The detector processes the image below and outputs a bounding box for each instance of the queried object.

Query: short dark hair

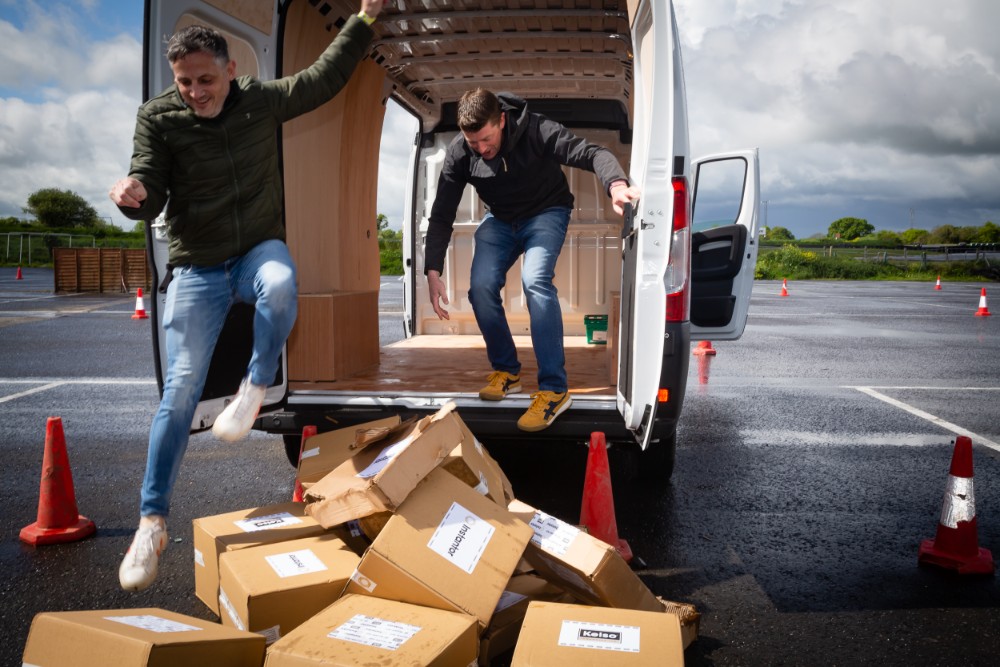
[166,25,230,64]
[457,88,502,132]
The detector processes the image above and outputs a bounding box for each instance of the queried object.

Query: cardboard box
[304,404,464,529]
[22,608,265,667]
[507,500,662,612]
[479,574,578,666]
[343,467,534,631]
[608,291,620,385]
[218,533,361,644]
[510,601,684,666]
[296,416,401,488]
[444,414,515,506]
[287,291,379,382]
[193,502,328,614]
[264,594,477,667]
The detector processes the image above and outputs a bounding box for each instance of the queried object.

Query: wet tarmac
[2,268,998,665]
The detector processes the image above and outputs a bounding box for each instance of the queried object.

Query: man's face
[171,51,236,119]
[461,113,505,160]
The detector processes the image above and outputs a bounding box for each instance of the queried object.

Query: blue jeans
[469,207,570,393]
[140,239,297,517]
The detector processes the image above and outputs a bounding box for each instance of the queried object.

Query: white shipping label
[474,471,490,496]
[356,435,414,479]
[233,512,303,533]
[528,510,580,556]
[194,548,205,567]
[219,589,246,631]
[557,620,641,653]
[300,446,320,460]
[103,615,203,634]
[427,502,495,574]
[350,569,377,592]
[328,614,421,651]
[266,549,328,578]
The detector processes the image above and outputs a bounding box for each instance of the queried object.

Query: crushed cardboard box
[343,466,534,631]
[507,500,662,612]
[296,415,401,488]
[510,600,684,666]
[304,404,465,528]
[264,593,478,667]
[218,533,361,644]
[193,501,328,614]
[22,608,265,667]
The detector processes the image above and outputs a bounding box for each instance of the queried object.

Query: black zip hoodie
[424,93,627,275]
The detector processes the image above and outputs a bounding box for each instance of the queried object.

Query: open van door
[690,150,760,340]
[145,0,286,432]
[616,0,689,452]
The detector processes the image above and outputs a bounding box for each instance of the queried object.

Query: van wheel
[282,434,302,468]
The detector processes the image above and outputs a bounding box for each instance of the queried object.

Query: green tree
[929,224,959,244]
[376,213,389,233]
[900,228,929,245]
[765,226,794,241]
[873,230,901,246]
[133,221,146,234]
[975,221,1000,243]
[828,217,874,241]
[23,188,101,229]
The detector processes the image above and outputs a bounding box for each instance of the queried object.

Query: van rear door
[145,0,285,431]
[690,150,761,340]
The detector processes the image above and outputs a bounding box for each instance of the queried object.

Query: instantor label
[328,614,421,651]
[356,435,414,479]
[266,549,328,578]
[940,475,976,528]
[103,615,203,634]
[233,512,303,533]
[557,620,641,653]
[528,510,580,556]
[427,502,495,574]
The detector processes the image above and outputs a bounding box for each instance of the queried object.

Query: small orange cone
[780,278,789,297]
[580,432,632,562]
[20,417,96,546]
[918,436,994,574]
[692,340,717,356]
[292,424,318,502]
[131,288,149,320]
[974,288,991,317]
[16,266,23,280]
[934,275,942,290]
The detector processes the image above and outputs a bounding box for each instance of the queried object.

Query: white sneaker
[119,517,168,592]
[212,377,266,442]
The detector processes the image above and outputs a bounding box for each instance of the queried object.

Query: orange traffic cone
[780,278,789,297]
[292,424,318,502]
[918,436,994,575]
[934,275,942,290]
[974,288,991,317]
[16,266,23,280]
[20,417,96,546]
[580,432,632,562]
[692,340,717,356]
[131,288,148,320]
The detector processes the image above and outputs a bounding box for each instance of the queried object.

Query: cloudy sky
[1,1,998,238]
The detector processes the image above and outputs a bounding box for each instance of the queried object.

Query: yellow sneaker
[517,391,572,432]
[479,371,522,401]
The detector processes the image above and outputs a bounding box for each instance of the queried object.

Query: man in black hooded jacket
[424,88,639,432]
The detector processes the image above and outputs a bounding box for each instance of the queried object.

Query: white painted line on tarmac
[849,386,1000,454]
[0,382,65,404]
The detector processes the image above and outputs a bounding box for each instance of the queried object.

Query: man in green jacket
[109,0,384,592]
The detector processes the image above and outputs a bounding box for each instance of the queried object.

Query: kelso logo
[578,628,622,643]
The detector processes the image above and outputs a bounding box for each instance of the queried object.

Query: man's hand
[110,177,148,209]
[609,180,641,216]
[360,0,384,18]
[427,270,450,321]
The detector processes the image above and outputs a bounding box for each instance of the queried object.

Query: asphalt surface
[2,267,999,666]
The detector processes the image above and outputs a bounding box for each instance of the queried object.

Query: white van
[143,0,759,481]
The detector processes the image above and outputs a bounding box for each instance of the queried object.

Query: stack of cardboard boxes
[22,403,698,667]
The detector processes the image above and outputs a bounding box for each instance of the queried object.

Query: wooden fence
[53,248,151,293]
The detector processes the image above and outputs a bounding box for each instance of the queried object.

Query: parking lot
[2,268,999,665]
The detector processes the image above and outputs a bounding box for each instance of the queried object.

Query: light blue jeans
[140,239,297,517]
[469,207,571,393]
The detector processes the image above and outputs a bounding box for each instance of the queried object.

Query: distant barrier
[53,248,150,293]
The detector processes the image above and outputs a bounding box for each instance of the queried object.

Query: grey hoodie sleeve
[538,117,628,193]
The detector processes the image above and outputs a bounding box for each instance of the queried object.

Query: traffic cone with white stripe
[780,278,789,297]
[934,275,942,290]
[292,424,318,502]
[918,436,994,575]
[974,288,991,317]
[131,288,149,320]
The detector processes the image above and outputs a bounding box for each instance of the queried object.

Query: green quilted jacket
[119,15,373,267]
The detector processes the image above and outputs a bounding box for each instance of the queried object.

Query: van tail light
[665,176,690,322]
